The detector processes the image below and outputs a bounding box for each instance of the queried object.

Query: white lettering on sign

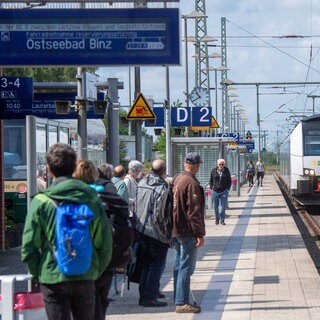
[200,107,210,122]
[177,107,188,122]
[89,39,112,49]
[26,39,85,50]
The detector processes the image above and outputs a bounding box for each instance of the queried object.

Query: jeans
[212,189,229,222]
[173,236,198,305]
[139,238,168,302]
[40,280,95,320]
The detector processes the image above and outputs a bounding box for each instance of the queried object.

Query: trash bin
[0,275,47,320]
[231,177,237,191]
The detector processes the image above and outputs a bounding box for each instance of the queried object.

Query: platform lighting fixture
[208,52,222,59]
[181,10,207,136]
[203,66,230,121]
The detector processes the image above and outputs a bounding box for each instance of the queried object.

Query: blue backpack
[54,201,94,276]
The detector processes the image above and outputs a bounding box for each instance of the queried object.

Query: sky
[97,0,320,150]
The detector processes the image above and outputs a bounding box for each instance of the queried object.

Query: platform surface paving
[106,175,320,320]
[1,175,320,320]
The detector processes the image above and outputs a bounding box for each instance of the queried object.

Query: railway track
[273,172,320,271]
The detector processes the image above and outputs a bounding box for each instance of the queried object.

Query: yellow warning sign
[211,116,220,128]
[127,93,156,120]
[190,126,210,131]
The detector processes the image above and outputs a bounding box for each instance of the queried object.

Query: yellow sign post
[211,116,220,128]
[127,93,156,120]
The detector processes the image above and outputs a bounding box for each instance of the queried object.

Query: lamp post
[182,11,207,137]
[221,80,320,159]
[205,65,229,127]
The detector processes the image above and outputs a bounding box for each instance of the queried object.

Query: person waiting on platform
[209,159,231,225]
[246,160,255,187]
[255,158,265,186]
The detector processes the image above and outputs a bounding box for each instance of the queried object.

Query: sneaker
[215,219,219,225]
[221,221,226,225]
[140,299,167,307]
[176,304,201,313]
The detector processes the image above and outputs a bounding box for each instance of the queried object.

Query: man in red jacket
[172,152,206,314]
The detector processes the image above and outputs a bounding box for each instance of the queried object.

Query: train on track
[279,114,320,206]
[4,118,106,225]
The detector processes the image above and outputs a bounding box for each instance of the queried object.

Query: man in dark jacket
[209,158,231,225]
[21,143,112,320]
[172,152,205,314]
[135,159,169,307]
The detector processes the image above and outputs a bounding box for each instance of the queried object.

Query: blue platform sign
[0,77,33,100]
[171,107,212,127]
[145,107,165,127]
[0,8,180,66]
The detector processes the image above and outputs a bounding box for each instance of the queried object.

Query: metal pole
[134,67,142,162]
[164,1,171,175]
[237,147,240,197]
[107,78,120,166]
[215,69,218,120]
[26,115,37,207]
[183,16,189,137]
[165,67,172,176]
[256,84,261,159]
[77,68,87,159]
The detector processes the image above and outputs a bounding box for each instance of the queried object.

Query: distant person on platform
[256,158,265,186]
[36,168,47,192]
[209,159,231,225]
[112,165,129,203]
[124,160,143,219]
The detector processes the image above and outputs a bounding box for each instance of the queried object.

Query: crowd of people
[21,142,263,319]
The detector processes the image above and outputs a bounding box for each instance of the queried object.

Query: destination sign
[0,8,180,66]
[0,92,104,120]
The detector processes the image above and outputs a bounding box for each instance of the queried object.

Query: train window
[37,123,47,167]
[4,120,27,180]
[59,127,69,144]
[305,136,320,155]
[48,125,58,147]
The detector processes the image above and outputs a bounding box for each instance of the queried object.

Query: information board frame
[0,8,180,66]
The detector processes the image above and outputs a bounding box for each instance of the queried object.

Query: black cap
[185,152,203,165]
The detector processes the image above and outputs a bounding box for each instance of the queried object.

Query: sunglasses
[218,163,224,166]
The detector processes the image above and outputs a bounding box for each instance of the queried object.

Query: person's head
[46,143,77,178]
[73,159,99,184]
[216,159,225,169]
[128,160,143,178]
[151,159,166,178]
[184,152,202,174]
[98,163,114,180]
[113,165,126,179]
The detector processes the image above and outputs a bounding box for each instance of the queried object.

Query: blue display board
[0,8,180,66]
[171,107,212,127]
[0,92,104,119]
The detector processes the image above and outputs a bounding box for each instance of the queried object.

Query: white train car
[279,115,320,206]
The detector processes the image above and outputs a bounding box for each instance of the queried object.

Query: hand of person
[195,237,204,247]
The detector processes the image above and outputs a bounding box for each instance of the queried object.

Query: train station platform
[106,174,320,320]
[1,174,320,319]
